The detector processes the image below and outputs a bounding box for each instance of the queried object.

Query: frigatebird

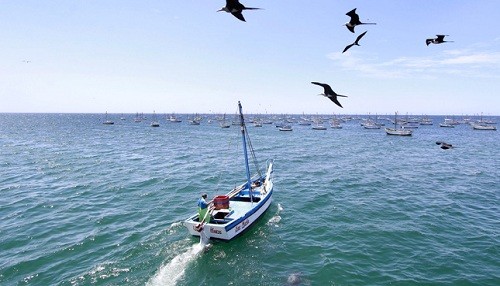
[345,8,376,33]
[343,31,367,53]
[217,0,261,22]
[311,82,348,108]
[426,35,453,46]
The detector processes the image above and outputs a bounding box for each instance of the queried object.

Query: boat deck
[210,191,263,225]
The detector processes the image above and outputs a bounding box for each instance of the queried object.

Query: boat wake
[166,221,183,234]
[146,242,206,286]
[267,203,283,227]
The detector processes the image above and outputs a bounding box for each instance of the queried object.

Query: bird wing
[311,81,327,89]
[354,31,367,44]
[328,96,344,108]
[311,82,333,94]
[342,43,354,53]
[425,39,433,46]
[346,8,357,18]
[346,25,355,33]
[346,8,361,25]
[231,11,246,21]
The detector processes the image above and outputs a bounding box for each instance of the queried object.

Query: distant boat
[188,114,202,125]
[420,116,433,125]
[472,123,496,130]
[253,121,263,127]
[402,123,419,129]
[220,114,231,128]
[169,115,182,123]
[312,123,327,130]
[330,122,343,129]
[330,115,343,129]
[472,113,497,130]
[363,120,381,129]
[134,112,142,123]
[439,122,455,128]
[385,112,412,136]
[361,114,382,129]
[184,101,274,242]
[151,111,160,127]
[279,125,293,131]
[298,117,312,126]
[441,117,459,127]
[103,112,114,125]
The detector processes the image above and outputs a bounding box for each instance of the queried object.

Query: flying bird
[311,82,348,108]
[345,8,376,33]
[426,35,453,46]
[342,31,367,53]
[217,0,261,22]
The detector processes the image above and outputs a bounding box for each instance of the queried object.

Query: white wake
[267,203,283,226]
[147,224,209,286]
[146,242,205,286]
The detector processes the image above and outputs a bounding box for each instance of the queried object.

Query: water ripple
[0,114,499,285]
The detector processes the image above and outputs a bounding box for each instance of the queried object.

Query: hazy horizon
[1,1,499,115]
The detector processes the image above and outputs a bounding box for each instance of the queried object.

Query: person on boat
[198,193,211,224]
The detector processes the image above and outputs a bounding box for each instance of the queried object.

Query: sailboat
[472,113,497,130]
[103,112,114,125]
[184,102,275,241]
[219,113,231,128]
[134,112,142,123]
[150,111,160,127]
[385,112,412,136]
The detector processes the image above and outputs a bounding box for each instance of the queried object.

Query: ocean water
[0,113,499,285]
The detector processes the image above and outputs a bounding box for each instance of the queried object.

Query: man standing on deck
[198,193,210,224]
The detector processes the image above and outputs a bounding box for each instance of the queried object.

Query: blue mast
[238,101,253,202]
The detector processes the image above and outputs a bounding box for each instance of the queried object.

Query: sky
[1,0,499,115]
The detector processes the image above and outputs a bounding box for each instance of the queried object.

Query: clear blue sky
[1,0,499,115]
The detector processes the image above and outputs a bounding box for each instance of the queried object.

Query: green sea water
[0,113,499,285]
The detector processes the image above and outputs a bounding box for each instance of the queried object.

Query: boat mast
[238,101,253,202]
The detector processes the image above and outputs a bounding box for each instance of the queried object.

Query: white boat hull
[473,125,496,130]
[385,128,412,136]
[184,161,274,241]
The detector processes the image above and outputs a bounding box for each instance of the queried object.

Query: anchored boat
[184,101,275,241]
[385,112,412,136]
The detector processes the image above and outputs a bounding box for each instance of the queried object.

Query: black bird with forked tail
[311,82,348,108]
[217,0,261,22]
[345,8,376,33]
[426,35,453,46]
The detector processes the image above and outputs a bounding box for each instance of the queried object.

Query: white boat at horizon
[439,122,455,128]
[168,115,182,123]
[472,123,497,130]
[150,111,160,127]
[312,123,327,130]
[279,125,293,131]
[103,112,114,125]
[184,102,275,242]
[385,112,412,136]
[219,113,231,128]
